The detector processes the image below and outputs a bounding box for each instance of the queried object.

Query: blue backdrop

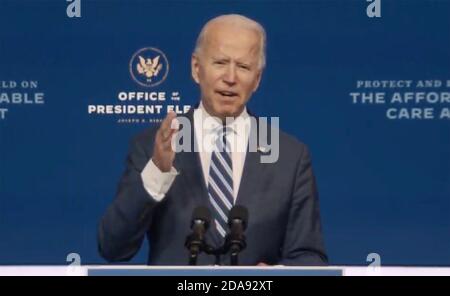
[0,0,449,265]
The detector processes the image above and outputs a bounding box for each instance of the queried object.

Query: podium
[1,266,450,276]
[86,266,343,276]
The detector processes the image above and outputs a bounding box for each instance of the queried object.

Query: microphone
[225,205,248,265]
[185,206,211,265]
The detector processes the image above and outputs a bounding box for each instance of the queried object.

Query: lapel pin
[257,146,269,153]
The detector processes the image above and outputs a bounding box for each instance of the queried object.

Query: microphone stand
[185,233,202,265]
[185,218,210,265]
[224,217,247,266]
[187,237,246,265]
[230,245,240,266]
[204,245,224,265]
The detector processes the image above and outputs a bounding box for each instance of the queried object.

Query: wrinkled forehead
[202,23,262,58]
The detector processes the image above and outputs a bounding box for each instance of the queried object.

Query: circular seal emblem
[129,47,169,87]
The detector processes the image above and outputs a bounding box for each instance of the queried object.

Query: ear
[252,69,263,92]
[191,54,200,84]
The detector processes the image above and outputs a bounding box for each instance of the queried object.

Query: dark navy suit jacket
[98,108,328,265]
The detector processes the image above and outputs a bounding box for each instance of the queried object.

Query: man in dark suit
[98,14,327,265]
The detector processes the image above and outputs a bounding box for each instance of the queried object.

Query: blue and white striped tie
[208,126,234,238]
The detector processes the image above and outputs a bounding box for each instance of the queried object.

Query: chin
[214,103,243,116]
[216,107,240,118]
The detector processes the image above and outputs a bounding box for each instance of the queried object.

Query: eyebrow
[211,56,253,66]
[211,56,229,61]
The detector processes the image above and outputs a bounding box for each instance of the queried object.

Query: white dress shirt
[141,102,251,202]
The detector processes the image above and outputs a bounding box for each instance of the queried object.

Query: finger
[162,117,179,142]
[163,127,180,150]
[257,262,269,266]
[169,116,180,132]
[160,111,177,137]
[160,129,174,147]
[161,138,174,151]
[160,127,175,143]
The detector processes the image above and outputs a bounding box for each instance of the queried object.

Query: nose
[222,64,237,86]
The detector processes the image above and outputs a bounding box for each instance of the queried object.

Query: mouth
[216,90,238,99]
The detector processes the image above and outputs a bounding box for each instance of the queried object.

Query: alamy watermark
[366,0,381,18]
[170,115,280,164]
[66,0,81,18]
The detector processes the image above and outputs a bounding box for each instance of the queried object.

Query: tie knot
[214,125,233,152]
[216,125,233,137]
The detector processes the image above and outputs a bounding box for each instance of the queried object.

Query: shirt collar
[198,101,249,137]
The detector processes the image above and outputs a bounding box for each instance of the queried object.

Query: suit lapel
[235,116,268,207]
[173,108,207,205]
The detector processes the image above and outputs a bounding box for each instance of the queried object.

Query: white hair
[194,14,267,70]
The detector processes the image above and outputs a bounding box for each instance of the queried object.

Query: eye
[238,64,251,70]
[213,60,227,65]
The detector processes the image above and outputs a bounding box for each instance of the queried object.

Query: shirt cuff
[141,159,178,202]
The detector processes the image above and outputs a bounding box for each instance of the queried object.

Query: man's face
[191,23,263,119]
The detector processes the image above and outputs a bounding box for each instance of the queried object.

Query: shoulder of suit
[258,117,306,148]
[278,129,306,148]
[248,113,309,158]
[278,128,308,157]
